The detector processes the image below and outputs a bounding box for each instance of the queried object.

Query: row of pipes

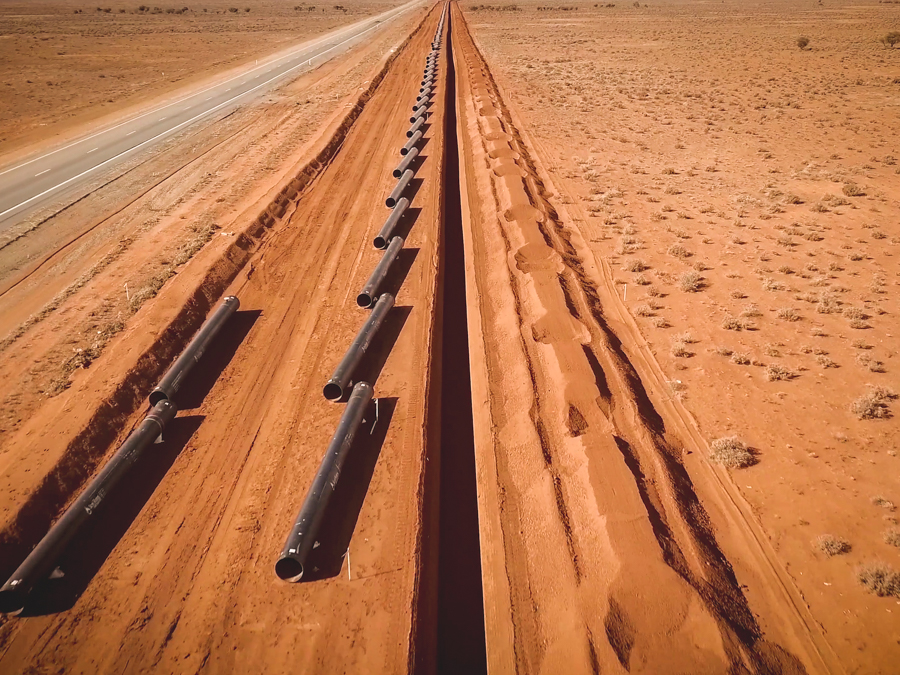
[275,4,448,582]
[0,4,448,615]
[0,296,242,614]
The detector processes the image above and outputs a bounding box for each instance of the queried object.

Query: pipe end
[373,236,387,249]
[323,382,344,401]
[0,587,27,616]
[392,168,402,178]
[356,293,374,309]
[275,557,304,582]
[399,147,409,157]
[148,389,168,407]
[386,197,397,208]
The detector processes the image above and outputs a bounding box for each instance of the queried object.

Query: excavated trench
[433,17,488,674]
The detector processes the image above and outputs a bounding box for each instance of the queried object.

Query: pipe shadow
[352,306,411,391]
[302,397,397,581]
[379,248,419,299]
[19,414,204,616]
[392,206,422,242]
[175,309,261,411]
[403,177,425,204]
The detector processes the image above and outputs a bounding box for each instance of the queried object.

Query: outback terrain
[0,0,898,673]
[463,0,900,672]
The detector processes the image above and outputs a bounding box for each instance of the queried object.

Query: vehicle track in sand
[451,5,839,674]
[0,6,448,673]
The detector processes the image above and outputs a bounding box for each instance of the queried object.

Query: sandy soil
[461,0,900,672]
[0,5,445,672]
[0,0,407,156]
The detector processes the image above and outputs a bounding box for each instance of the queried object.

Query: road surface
[0,0,424,231]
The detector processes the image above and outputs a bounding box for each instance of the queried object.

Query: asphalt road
[0,0,424,231]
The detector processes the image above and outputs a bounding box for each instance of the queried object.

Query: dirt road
[0,6,446,672]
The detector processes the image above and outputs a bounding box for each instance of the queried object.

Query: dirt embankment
[453,3,842,673]
[0,4,447,672]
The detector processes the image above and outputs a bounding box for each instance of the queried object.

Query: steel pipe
[400,130,423,156]
[0,400,178,615]
[322,293,394,400]
[417,86,432,102]
[407,116,425,139]
[386,169,414,208]
[275,381,374,582]
[393,146,419,178]
[374,198,409,249]
[421,78,434,91]
[357,236,404,308]
[412,97,431,112]
[409,106,427,123]
[149,295,240,405]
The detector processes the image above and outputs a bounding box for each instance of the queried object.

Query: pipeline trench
[0,2,839,674]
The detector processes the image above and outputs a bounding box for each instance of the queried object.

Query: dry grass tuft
[884,530,900,548]
[709,436,754,468]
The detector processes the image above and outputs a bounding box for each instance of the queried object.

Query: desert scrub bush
[667,244,691,259]
[872,496,895,510]
[777,307,800,321]
[883,32,900,48]
[856,562,900,598]
[634,274,651,286]
[884,530,900,548]
[679,271,703,292]
[843,306,867,321]
[762,277,785,292]
[814,535,851,556]
[730,290,746,299]
[671,340,692,357]
[816,294,839,314]
[675,332,697,344]
[849,318,870,330]
[722,316,747,331]
[842,182,865,197]
[731,352,751,365]
[714,346,733,356]
[851,386,898,419]
[816,354,838,368]
[624,258,647,272]
[741,303,762,318]
[634,304,654,317]
[709,436,753,468]
[766,365,796,381]
[652,317,670,328]
[797,36,810,50]
[646,286,663,297]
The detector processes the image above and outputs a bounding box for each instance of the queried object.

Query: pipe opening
[274,557,304,582]
[147,390,168,406]
[323,382,344,401]
[356,293,374,309]
[0,588,26,615]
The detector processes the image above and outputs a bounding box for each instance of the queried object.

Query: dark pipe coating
[275,381,374,582]
[322,293,394,401]
[0,400,178,615]
[374,198,409,249]
[149,295,240,405]
[357,236,404,308]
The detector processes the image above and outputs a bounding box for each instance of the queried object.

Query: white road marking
[87,147,98,153]
[126,130,137,136]
[0,0,421,220]
[35,169,50,176]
